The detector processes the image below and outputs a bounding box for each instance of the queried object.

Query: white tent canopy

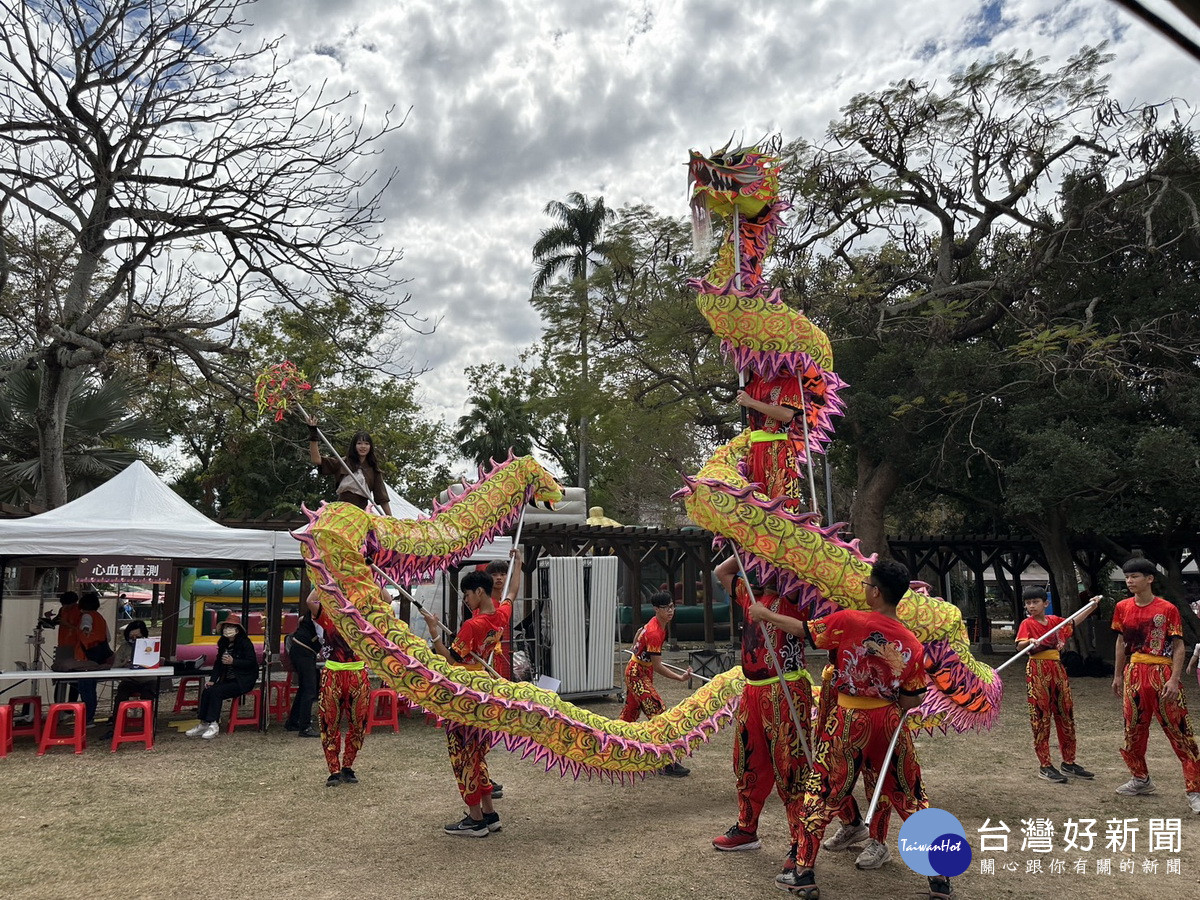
[0,461,299,561]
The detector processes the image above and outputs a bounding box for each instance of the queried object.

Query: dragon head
[688,138,783,221]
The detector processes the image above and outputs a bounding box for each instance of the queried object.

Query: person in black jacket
[284,606,321,738]
[186,613,258,740]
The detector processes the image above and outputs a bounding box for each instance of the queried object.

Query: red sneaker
[712,824,762,851]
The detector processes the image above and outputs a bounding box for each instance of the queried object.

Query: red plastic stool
[173,676,204,713]
[0,704,13,758]
[365,688,401,734]
[38,702,87,755]
[7,695,43,742]
[110,700,155,752]
[227,689,262,733]
[268,674,293,723]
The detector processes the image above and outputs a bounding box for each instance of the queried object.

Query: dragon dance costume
[1016,614,1079,768]
[1113,597,1200,791]
[446,599,513,806]
[726,579,813,842]
[314,602,371,779]
[621,616,668,722]
[793,610,929,869]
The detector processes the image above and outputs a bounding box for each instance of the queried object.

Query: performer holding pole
[620,591,694,778]
[1013,586,1097,784]
[306,414,392,516]
[751,559,952,900]
[422,570,512,838]
[710,554,820,857]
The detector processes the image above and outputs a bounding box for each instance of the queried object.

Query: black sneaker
[660,762,690,777]
[340,767,358,784]
[489,780,503,799]
[325,774,341,787]
[1061,762,1094,779]
[928,875,954,898]
[444,815,489,838]
[284,723,300,732]
[775,867,818,897]
[483,811,502,833]
[297,728,319,738]
[1039,765,1068,784]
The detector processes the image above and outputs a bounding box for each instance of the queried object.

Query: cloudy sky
[239,0,1200,449]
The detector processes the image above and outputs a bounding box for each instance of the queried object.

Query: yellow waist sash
[324,659,365,672]
[1130,653,1172,665]
[1030,650,1060,661]
[837,692,891,710]
[744,669,812,687]
[748,430,787,443]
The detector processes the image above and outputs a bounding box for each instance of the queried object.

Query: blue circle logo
[897,808,972,877]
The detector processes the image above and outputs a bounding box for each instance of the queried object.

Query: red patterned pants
[319,667,370,775]
[1121,661,1200,791]
[621,667,664,722]
[795,703,927,869]
[1026,658,1077,767]
[732,676,812,835]
[447,725,494,806]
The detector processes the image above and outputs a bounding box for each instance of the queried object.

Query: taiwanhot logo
[897,808,972,878]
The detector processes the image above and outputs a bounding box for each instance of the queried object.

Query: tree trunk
[848,451,898,559]
[577,277,589,496]
[34,360,73,508]
[1027,506,1090,655]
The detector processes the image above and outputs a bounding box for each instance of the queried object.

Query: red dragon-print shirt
[735,579,807,681]
[1016,615,1072,652]
[805,609,927,702]
[1112,597,1181,658]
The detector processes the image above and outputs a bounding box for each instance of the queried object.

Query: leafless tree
[0,0,416,506]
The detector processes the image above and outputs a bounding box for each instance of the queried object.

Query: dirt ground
[2,652,1199,900]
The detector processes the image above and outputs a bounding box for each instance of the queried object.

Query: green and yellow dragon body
[297,455,742,778]
[681,140,1001,732]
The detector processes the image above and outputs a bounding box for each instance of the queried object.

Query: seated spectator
[99,619,158,740]
[186,613,258,740]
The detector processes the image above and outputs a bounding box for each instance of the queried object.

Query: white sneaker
[1115,776,1156,795]
[185,722,207,737]
[201,721,220,740]
[855,839,892,870]
[822,821,869,851]
[1187,792,1200,814]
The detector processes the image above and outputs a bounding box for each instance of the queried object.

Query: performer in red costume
[710,556,814,853]
[423,569,512,837]
[755,559,952,900]
[621,590,693,777]
[1016,585,1094,784]
[1112,558,1200,814]
[308,589,371,787]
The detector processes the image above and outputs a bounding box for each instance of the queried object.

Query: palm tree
[453,385,535,468]
[0,366,164,506]
[531,192,619,495]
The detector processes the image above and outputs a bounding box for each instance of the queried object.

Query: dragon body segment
[684,142,1001,733]
[296,455,743,778]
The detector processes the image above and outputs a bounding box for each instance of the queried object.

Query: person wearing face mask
[186,613,258,740]
[305,415,393,516]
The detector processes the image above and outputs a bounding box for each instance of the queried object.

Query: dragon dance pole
[732,549,814,768]
[794,384,821,514]
[295,399,385,517]
[498,506,527,603]
[995,597,1101,675]
[864,709,910,827]
[368,562,502,680]
[621,648,713,684]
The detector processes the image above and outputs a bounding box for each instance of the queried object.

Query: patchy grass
[1,655,1198,899]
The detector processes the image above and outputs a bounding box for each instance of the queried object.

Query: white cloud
[236,0,1200,434]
